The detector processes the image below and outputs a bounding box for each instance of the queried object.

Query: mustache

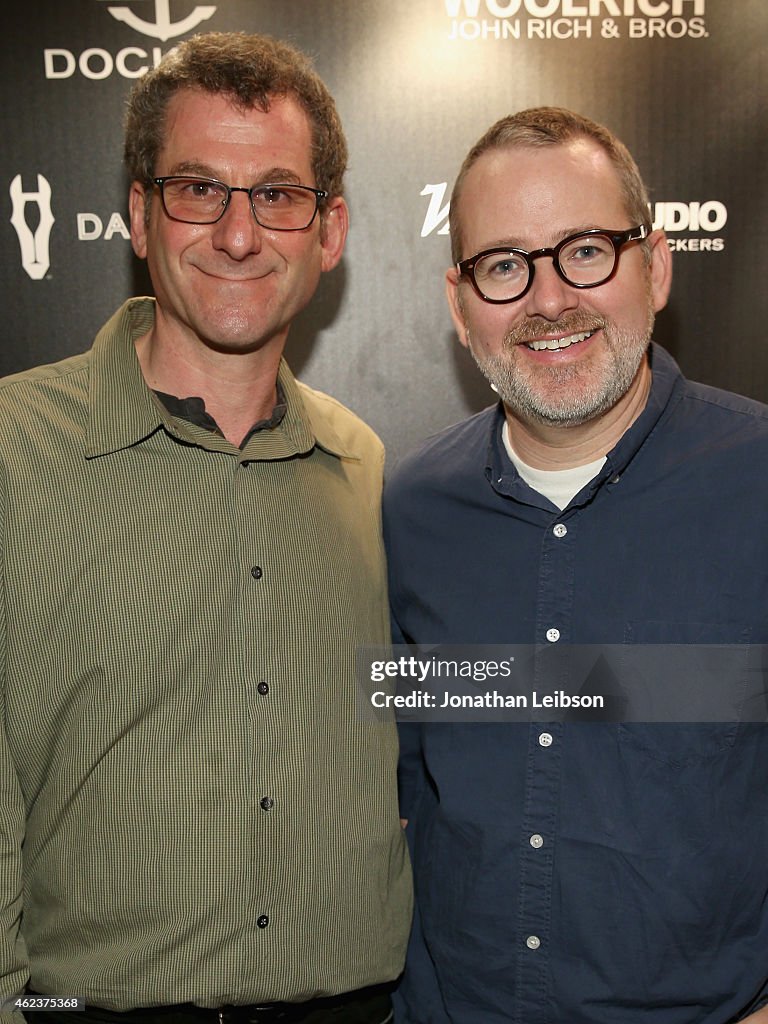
[503,313,607,349]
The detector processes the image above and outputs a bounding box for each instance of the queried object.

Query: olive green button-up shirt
[0,299,411,1018]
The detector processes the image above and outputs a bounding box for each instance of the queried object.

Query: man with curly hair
[0,32,410,1024]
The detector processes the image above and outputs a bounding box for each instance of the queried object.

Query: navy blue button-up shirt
[384,345,768,1024]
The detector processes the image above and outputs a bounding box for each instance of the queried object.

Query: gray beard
[469,309,654,428]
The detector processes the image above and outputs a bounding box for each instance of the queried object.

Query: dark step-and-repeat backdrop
[2,1,766,465]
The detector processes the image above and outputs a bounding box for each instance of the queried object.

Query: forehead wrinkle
[167,160,220,177]
[164,161,304,186]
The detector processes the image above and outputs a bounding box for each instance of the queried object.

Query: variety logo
[45,0,218,79]
[443,0,708,42]
[10,174,55,280]
[104,0,216,42]
[420,183,451,237]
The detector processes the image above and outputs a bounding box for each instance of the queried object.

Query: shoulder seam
[684,388,768,422]
[0,356,89,395]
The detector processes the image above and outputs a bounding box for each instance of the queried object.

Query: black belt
[27,984,393,1023]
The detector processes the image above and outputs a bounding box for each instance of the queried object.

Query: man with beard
[384,108,768,1023]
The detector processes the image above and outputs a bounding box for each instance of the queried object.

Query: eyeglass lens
[160,178,319,229]
[473,233,618,301]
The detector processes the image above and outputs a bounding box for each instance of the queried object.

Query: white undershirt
[501,420,606,511]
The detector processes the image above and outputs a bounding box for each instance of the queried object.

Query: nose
[210,189,263,260]
[522,256,579,322]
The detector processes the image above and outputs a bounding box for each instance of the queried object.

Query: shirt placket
[514,509,577,1023]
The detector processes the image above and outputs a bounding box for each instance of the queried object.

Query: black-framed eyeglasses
[152,176,328,231]
[457,225,649,304]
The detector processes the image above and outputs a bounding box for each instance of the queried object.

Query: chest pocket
[618,620,755,768]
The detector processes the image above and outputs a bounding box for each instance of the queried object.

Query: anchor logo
[10,174,55,280]
[105,0,216,42]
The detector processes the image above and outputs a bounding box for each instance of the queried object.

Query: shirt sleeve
[391,847,448,1024]
[397,721,426,822]
[388,607,426,821]
[0,466,30,1023]
[0,733,27,1022]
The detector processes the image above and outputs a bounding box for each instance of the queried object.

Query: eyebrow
[473,226,607,252]
[165,162,305,186]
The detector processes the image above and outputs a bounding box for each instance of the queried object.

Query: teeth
[527,330,594,352]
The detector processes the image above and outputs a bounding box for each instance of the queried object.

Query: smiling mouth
[205,271,266,282]
[526,329,597,352]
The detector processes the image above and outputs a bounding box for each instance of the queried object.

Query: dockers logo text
[10,175,55,280]
[104,0,216,42]
[45,1,218,79]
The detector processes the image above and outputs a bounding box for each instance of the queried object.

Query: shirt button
[257,682,269,695]
[609,473,621,484]
[250,566,263,580]
[526,935,541,950]
[546,628,560,643]
[257,915,269,928]
[553,523,567,538]
[260,797,274,811]
[538,732,553,747]
[529,834,544,849]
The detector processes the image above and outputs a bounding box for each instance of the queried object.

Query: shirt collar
[242,362,358,462]
[154,381,288,443]
[86,298,165,458]
[85,297,356,461]
[600,342,684,478]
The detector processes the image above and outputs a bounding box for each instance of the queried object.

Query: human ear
[646,229,673,313]
[445,267,471,349]
[129,182,149,260]
[319,196,349,273]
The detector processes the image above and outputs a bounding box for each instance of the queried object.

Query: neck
[135,315,286,447]
[505,357,652,470]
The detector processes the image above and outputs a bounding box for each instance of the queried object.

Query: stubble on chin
[466,303,655,428]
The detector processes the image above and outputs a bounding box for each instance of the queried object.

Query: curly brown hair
[124,31,348,204]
